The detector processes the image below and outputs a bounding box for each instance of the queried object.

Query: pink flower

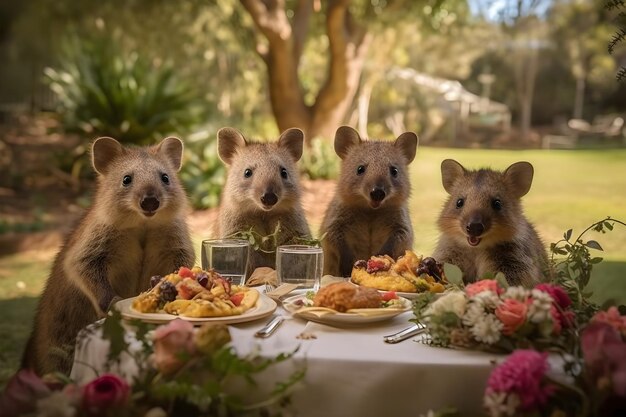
[535,283,575,329]
[550,305,562,335]
[81,374,130,415]
[581,321,626,397]
[534,283,572,309]
[466,280,502,297]
[485,349,554,411]
[152,319,196,375]
[495,298,528,335]
[0,369,50,416]
[591,306,626,335]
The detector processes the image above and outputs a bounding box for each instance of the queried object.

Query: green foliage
[94,309,305,416]
[227,223,324,254]
[44,35,202,145]
[299,138,340,180]
[606,0,626,81]
[179,130,226,209]
[549,217,626,322]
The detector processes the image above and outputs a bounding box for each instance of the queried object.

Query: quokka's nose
[466,222,485,237]
[370,188,386,202]
[140,196,160,212]
[260,192,278,207]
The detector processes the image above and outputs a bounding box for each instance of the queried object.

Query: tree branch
[310,0,370,137]
[292,0,314,64]
[241,0,311,133]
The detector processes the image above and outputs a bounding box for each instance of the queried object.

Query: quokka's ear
[504,161,534,198]
[92,137,124,175]
[440,159,466,194]
[277,128,305,161]
[394,132,418,164]
[217,127,247,165]
[157,137,184,172]
[334,126,362,160]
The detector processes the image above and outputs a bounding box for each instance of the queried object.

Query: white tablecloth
[71,294,502,417]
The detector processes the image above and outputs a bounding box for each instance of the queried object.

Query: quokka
[320,126,418,277]
[433,159,548,287]
[217,127,311,274]
[22,136,195,375]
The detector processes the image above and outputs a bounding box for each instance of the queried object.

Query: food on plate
[131,266,259,318]
[351,250,447,293]
[312,281,403,312]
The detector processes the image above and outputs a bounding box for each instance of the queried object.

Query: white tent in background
[389,67,511,144]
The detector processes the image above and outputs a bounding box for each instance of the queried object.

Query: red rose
[534,283,571,309]
[82,374,130,415]
[495,298,528,335]
[0,369,50,416]
[466,279,502,297]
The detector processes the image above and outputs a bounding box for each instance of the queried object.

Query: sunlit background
[0,0,625,386]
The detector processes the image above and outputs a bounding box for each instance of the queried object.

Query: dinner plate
[116,292,277,325]
[282,294,412,326]
[348,278,432,300]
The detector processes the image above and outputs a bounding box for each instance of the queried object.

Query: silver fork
[264,282,276,294]
[383,322,427,344]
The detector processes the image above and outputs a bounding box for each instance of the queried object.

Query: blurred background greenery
[0,0,625,387]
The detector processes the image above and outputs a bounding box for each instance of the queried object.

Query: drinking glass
[275,245,323,291]
[201,239,250,286]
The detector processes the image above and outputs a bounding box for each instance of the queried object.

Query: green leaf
[101,308,129,363]
[494,272,509,288]
[589,257,603,264]
[564,229,572,240]
[604,221,614,231]
[443,263,463,285]
[585,240,603,251]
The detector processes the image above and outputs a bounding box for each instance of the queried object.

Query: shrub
[44,36,201,145]
[179,129,225,209]
[299,137,340,180]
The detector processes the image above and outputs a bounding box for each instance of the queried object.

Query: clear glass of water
[201,239,250,286]
[276,245,323,291]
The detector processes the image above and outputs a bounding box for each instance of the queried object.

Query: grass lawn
[1,146,625,387]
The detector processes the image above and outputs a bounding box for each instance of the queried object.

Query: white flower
[484,390,520,417]
[469,313,503,344]
[424,290,467,318]
[36,392,76,417]
[527,289,553,323]
[502,286,529,302]
[462,301,486,327]
[473,291,501,311]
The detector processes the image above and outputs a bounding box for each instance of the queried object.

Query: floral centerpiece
[413,280,577,352]
[484,306,626,417]
[0,310,304,417]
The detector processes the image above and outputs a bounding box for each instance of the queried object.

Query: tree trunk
[241,0,370,140]
[573,75,585,120]
[514,46,538,143]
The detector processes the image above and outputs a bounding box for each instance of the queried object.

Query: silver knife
[254,316,285,338]
[383,322,426,344]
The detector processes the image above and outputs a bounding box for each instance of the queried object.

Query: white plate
[282,294,412,326]
[116,292,277,325]
[348,278,432,300]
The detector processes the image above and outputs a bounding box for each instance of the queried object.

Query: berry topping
[150,275,162,288]
[178,266,194,279]
[196,272,209,288]
[366,258,389,274]
[159,281,177,302]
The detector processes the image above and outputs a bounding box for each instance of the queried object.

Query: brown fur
[320,126,418,277]
[22,137,195,375]
[433,159,548,287]
[216,127,311,274]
